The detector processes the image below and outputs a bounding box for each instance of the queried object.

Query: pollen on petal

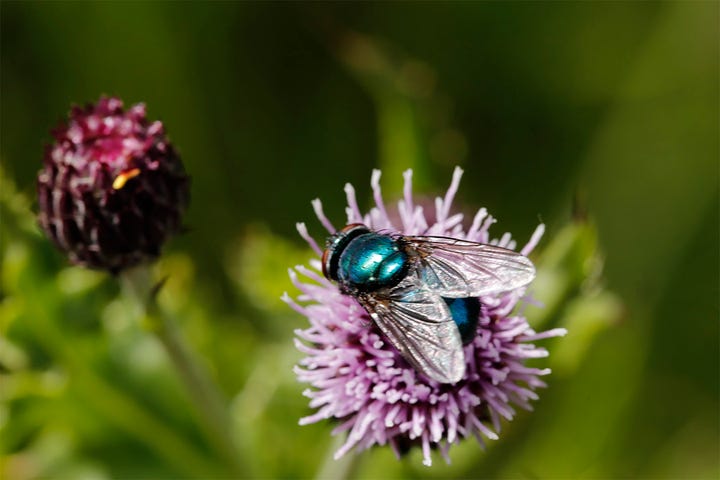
[112,168,141,190]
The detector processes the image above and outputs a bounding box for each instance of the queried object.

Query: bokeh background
[1,2,718,479]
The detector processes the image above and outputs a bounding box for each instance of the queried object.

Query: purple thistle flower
[284,167,566,466]
[37,96,189,273]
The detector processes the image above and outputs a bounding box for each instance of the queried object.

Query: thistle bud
[37,97,189,273]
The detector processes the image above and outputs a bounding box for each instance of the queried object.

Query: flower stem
[121,266,245,478]
[315,436,364,480]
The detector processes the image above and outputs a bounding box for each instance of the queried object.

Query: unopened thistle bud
[37,97,189,273]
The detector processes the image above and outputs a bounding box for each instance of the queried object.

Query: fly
[322,223,536,384]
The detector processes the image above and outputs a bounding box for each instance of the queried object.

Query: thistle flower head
[284,167,566,466]
[37,96,189,273]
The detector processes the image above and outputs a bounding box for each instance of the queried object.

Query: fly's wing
[405,236,536,298]
[357,278,465,384]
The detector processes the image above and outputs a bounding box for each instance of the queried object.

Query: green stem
[121,266,245,478]
[27,303,222,478]
[315,435,364,480]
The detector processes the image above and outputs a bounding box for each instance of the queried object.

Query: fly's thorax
[336,232,409,291]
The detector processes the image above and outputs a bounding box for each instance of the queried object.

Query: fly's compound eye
[322,224,370,281]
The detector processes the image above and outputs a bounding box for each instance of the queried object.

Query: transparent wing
[357,277,465,384]
[405,236,536,298]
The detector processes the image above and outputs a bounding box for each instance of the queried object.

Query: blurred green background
[1,1,717,479]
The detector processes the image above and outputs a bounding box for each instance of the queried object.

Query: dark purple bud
[37,96,189,273]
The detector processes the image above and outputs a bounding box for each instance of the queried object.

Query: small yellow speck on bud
[112,168,141,190]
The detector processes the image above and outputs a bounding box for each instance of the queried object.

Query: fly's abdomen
[443,297,481,345]
[338,233,409,291]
